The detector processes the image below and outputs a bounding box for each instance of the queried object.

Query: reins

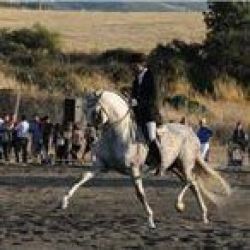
[100,104,131,127]
[97,92,132,129]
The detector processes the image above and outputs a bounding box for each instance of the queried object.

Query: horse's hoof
[176,202,185,213]
[62,197,68,210]
[203,218,209,224]
[149,223,156,229]
[148,218,156,229]
[53,203,62,211]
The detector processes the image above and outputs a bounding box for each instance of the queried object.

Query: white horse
[62,90,231,228]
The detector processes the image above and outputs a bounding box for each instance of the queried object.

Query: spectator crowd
[0,112,248,166]
[0,113,95,164]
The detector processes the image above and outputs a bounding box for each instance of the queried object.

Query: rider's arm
[130,79,138,107]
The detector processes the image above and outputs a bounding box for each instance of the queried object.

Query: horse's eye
[95,110,102,123]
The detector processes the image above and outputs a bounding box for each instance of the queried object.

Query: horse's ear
[94,90,103,100]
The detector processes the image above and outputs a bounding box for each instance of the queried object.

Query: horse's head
[83,90,130,129]
[83,91,108,128]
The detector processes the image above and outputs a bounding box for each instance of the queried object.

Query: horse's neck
[101,92,139,143]
[114,116,132,141]
[106,115,132,142]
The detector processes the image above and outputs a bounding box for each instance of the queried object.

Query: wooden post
[13,89,21,122]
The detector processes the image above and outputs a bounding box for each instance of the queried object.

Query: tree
[204,1,250,86]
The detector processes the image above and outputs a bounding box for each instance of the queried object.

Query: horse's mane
[100,90,139,141]
[101,90,129,108]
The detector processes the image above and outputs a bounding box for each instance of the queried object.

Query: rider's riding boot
[148,139,163,176]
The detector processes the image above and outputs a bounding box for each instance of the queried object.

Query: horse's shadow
[0,175,181,188]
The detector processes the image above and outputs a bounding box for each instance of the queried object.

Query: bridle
[100,103,131,127]
[90,91,132,129]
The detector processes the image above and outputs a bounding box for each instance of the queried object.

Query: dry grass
[0,8,205,53]
[73,71,115,91]
[0,71,18,90]
[0,8,249,128]
[197,97,250,126]
[162,91,250,130]
[0,71,63,103]
[213,75,245,101]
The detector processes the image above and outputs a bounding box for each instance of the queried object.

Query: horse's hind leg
[131,166,156,229]
[183,163,208,224]
[62,170,96,209]
[176,183,191,212]
[192,179,209,224]
[171,168,190,212]
[185,169,208,224]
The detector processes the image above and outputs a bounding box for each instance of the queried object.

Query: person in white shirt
[16,115,30,163]
[0,117,4,126]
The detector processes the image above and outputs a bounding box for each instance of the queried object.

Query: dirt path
[0,166,249,249]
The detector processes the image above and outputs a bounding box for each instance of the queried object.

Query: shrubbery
[165,94,208,114]
[0,23,60,55]
[0,10,249,105]
[147,40,215,107]
[204,1,250,88]
[0,24,79,93]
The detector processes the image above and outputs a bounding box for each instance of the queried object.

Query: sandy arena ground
[0,165,249,250]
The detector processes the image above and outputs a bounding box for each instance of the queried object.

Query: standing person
[16,115,30,163]
[71,123,84,160]
[53,123,65,162]
[0,116,3,160]
[0,117,3,126]
[41,115,53,161]
[82,125,97,162]
[10,114,19,163]
[29,115,42,162]
[63,122,73,163]
[197,118,213,161]
[130,54,162,175]
[0,114,13,162]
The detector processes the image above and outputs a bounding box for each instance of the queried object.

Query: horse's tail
[194,155,231,205]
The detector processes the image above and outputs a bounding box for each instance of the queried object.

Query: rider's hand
[131,98,138,107]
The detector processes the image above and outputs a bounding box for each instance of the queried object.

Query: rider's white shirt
[138,68,148,85]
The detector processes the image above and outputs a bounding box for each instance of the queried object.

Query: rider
[130,54,162,175]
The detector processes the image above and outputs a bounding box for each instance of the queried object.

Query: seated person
[232,121,248,151]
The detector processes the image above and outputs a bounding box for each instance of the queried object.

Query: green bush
[204,1,250,88]
[102,61,133,84]
[99,48,144,64]
[0,23,60,55]
[166,94,208,114]
[148,40,218,98]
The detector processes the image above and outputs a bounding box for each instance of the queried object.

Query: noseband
[91,92,131,129]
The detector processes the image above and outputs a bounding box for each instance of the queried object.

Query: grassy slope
[0,9,205,52]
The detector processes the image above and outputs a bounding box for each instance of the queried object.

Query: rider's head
[131,53,147,74]
[236,121,242,130]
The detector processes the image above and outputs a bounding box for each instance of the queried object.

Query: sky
[11,0,208,2]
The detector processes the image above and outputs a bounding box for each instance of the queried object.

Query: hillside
[0,9,205,52]
[0,8,249,131]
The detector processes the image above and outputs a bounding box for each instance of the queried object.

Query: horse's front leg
[131,166,156,229]
[62,169,98,209]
